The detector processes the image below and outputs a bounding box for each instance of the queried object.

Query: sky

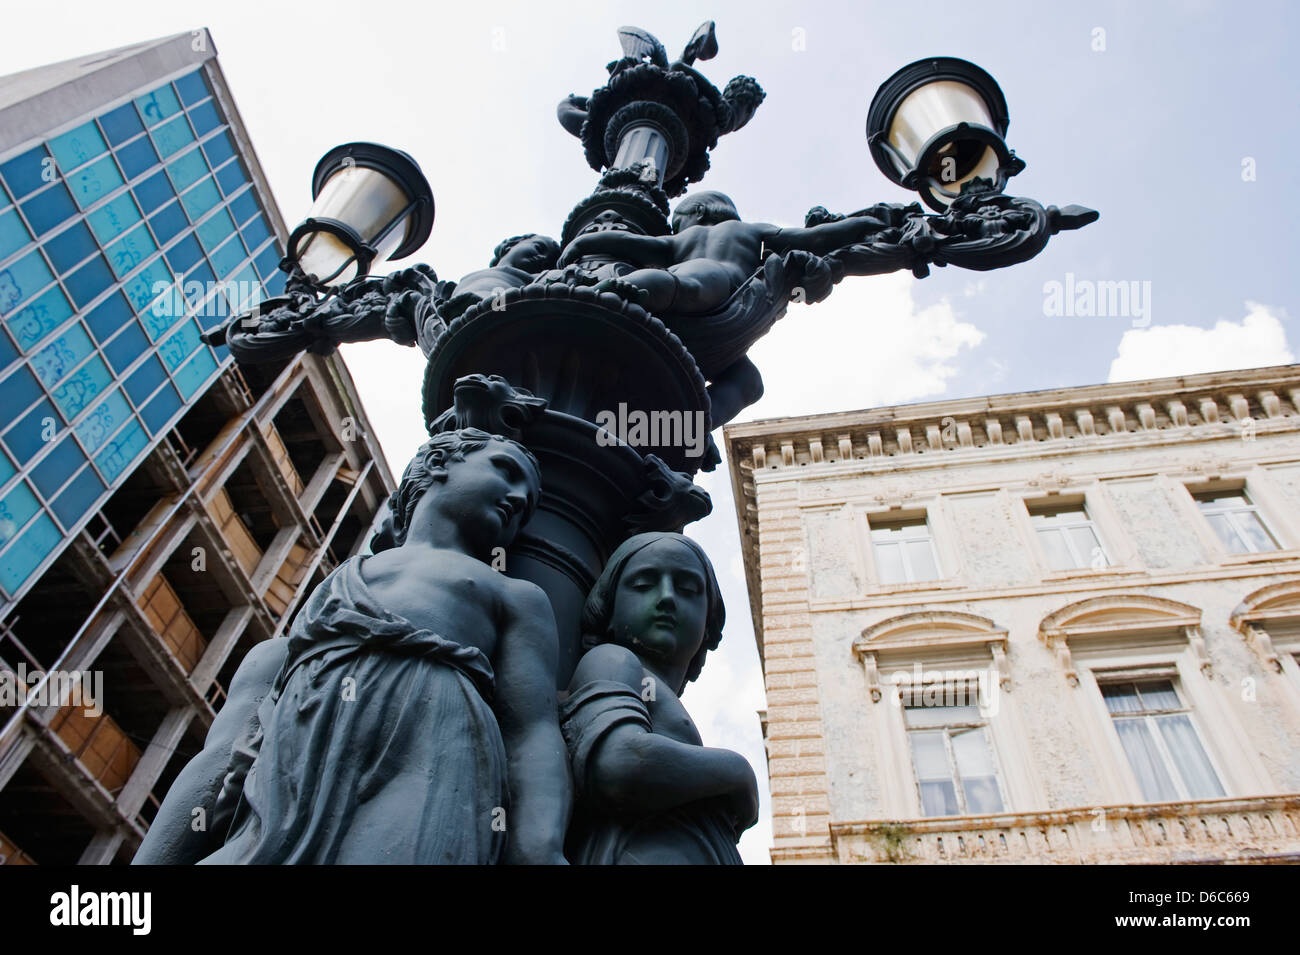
[3,0,1296,863]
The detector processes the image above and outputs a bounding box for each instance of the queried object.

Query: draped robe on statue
[200,556,508,864]
[560,680,742,865]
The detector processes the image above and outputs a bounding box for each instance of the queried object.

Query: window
[1193,489,1278,554]
[904,701,1005,816]
[870,517,939,584]
[1100,678,1224,802]
[1029,500,1108,570]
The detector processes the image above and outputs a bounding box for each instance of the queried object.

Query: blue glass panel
[165,234,203,276]
[0,206,32,261]
[74,388,130,454]
[133,170,175,214]
[181,178,220,221]
[254,243,280,280]
[51,354,112,420]
[0,445,14,485]
[211,341,230,364]
[31,434,86,499]
[0,479,40,544]
[31,322,93,388]
[0,328,17,371]
[196,208,234,253]
[86,193,141,244]
[184,262,216,306]
[19,183,76,235]
[242,215,272,252]
[159,320,201,372]
[140,382,181,434]
[94,417,147,484]
[43,221,96,275]
[99,103,144,147]
[228,264,259,312]
[175,70,210,107]
[50,464,104,529]
[49,122,107,174]
[121,258,172,315]
[167,149,207,193]
[85,292,132,344]
[189,101,221,137]
[126,354,166,404]
[0,147,51,200]
[5,285,73,349]
[0,512,61,595]
[67,155,124,209]
[63,255,114,310]
[135,85,181,127]
[209,235,246,278]
[2,398,58,465]
[140,282,185,342]
[148,200,188,245]
[228,189,258,226]
[0,364,41,413]
[264,270,287,297]
[101,320,147,374]
[201,131,236,170]
[106,223,158,278]
[215,159,247,196]
[173,347,216,399]
[115,135,160,180]
[152,115,194,158]
[0,248,54,315]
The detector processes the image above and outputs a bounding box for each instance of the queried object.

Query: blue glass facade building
[0,47,286,606]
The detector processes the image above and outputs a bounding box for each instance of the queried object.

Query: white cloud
[1108,302,1293,383]
[742,271,985,421]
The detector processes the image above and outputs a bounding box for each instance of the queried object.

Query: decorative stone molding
[1230,579,1300,671]
[1038,594,1206,686]
[1166,399,1188,426]
[828,794,1300,864]
[985,418,1004,444]
[1075,409,1095,436]
[853,611,1010,702]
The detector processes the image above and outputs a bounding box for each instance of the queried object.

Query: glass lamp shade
[287,142,434,287]
[867,58,1022,212]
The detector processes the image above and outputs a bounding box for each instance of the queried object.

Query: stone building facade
[724,364,1300,864]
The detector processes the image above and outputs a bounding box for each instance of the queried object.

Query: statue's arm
[569,643,757,824]
[494,581,572,864]
[558,231,675,268]
[131,638,288,864]
[763,215,889,256]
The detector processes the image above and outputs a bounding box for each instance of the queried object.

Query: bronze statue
[561,533,757,864]
[135,430,571,864]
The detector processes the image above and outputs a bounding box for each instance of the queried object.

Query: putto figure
[134,429,571,865]
[561,532,758,864]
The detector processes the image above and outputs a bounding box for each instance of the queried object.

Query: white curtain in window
[1157,714,1225,799]
[1114,719,1178,801]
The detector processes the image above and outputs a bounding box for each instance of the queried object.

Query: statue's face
[507,236,556,271]
[608,539,709,673]
[421,441,540,553]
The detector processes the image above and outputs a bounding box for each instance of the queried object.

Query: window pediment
[854,611,1009,702]
[1038,595,1207,685]
[1230,580,1300,670]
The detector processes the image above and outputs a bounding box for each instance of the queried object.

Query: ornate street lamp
[867,56,1024,212]
[285,142,435,287]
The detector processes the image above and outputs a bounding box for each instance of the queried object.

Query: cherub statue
[134,429,571,865]
[561,532,758,864]
[555,191,891,429]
